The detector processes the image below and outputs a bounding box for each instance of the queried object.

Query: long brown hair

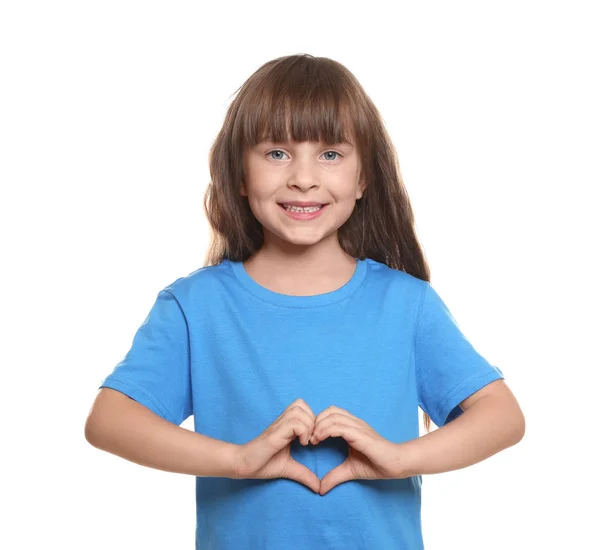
[202,53,433,433]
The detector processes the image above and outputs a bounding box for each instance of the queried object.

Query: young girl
[86,54,525,549]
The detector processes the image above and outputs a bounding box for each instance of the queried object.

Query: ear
[356,174,367,200]
[240,179,247,197]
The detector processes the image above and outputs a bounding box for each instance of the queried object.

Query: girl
[86,54,525,549]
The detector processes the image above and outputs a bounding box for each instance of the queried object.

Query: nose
[287,157,320,191]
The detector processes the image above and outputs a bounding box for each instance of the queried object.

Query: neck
[249,244,355,275]
[242,245,358,297]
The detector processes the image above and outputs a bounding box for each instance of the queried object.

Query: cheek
[332,165,360,188]
[330,179,362,202]
[245,166,279,192]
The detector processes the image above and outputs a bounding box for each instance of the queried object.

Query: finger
[312,417,358,443]
[274,404,316,445]
[314,413,361,431]
[314,407,362,426]
[283,398,317,420]
[279,417,315,447]
[282,402,317,437]
[266,417,309,453]
[312,422,363,449]
[285,406,315,429]
[312,412,349,439]
[283,459,322,494]
[319,460,354,495]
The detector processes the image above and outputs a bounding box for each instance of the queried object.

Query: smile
[278,203,329,220]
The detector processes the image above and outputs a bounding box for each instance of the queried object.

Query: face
[241,138,366,253]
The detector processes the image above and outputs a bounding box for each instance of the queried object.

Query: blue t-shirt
[99,257,504,549]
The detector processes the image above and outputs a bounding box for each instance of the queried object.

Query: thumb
[319,461,354,496]
[282,458,321,494]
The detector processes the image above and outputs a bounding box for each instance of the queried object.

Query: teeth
[283,204,323,213]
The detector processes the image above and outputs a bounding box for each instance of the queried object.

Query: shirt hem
[98,376,176,424]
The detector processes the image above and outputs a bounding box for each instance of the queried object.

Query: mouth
[277,203,329,211]
[277,202,330,220]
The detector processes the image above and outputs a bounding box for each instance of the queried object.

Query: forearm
[399,396,525,477]
[86,391,239,478]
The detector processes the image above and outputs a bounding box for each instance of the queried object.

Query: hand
[311,405,408,495]
[233,398,321,493]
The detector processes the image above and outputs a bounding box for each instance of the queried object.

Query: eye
[268,150,288,160]
[266,150,343,161]
[322,151,342,161]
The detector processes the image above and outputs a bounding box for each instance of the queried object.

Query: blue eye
[267,150,342,161]
[322,151,340,161]
[268,150,288,160]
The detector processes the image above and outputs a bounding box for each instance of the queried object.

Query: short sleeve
[414,282,504,428]
[98,289,193,425]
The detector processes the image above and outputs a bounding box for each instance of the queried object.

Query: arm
[85,388,240,478]
[399,380,525,477]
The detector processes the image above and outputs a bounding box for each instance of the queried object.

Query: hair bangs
[238,65,357,149]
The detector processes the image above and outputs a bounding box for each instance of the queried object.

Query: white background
[2,1,598,548]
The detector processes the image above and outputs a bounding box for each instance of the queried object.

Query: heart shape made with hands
[289,405,407,495]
